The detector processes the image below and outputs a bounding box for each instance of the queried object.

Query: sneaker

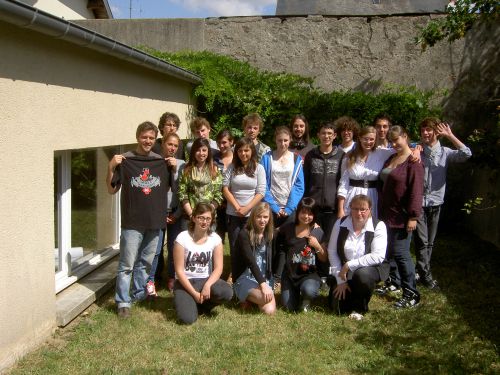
[167,278,175,292]
[375,283,401,296]
[422,278,440,291]
[273,280,281,292]
[117,307,130,319]
[394,290,420,309]
[300,299,311,313]
[348,312,364,321]
[146,280,158,298]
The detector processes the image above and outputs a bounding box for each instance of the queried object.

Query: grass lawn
[9,232,499,374]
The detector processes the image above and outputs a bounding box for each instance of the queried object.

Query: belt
[349,179,378,188]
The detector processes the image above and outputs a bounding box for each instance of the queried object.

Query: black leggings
[174,278,233,324]
[329,266,385,314]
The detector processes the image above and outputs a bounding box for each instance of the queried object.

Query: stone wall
[276,0,449,16]
[76,15,467,94]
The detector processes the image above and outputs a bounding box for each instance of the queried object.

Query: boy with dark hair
[373,114,393,149]
[303,121,345,239]
[152,111,184,159]
[107,121,170,318]
[414,118,471,289]
[334,116,360,153]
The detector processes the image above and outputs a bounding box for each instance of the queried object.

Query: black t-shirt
[111,152,169,230]
[277,222,324,284]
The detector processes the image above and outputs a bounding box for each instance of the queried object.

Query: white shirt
[175,231,222,279]
[337,148,394,218]
[270,152,294,207]
[327,216,387,285]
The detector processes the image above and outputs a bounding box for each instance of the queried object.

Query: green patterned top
[178,165,223,210]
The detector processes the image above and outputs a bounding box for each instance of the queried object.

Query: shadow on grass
[432,232,499,348]
[349,231,499,374]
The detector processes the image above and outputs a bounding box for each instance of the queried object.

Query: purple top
[378,155,424,229]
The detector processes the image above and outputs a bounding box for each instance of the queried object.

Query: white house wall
[0,19,194,371]
[19,0,95,19]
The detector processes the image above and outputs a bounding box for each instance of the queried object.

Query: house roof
[0,0,202,85]
[88,0,113,19]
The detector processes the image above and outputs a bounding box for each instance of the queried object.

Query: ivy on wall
[145,49,440,146]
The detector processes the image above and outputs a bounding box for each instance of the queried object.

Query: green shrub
[144,49,440,145]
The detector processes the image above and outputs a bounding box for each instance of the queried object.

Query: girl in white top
[173,203,233,324]
[338,126,393,219]
[261,126,304,227]
[328,194,389,319]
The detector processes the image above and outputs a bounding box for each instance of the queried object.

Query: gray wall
[77,15,464,94]
[276,0,449,16]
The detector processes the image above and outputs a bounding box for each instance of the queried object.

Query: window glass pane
[70,146,120,269]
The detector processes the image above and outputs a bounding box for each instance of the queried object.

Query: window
[54,146,122,293]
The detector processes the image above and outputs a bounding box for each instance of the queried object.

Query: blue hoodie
[260,151,304,215]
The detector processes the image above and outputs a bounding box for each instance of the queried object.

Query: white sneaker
[348,312,364,321]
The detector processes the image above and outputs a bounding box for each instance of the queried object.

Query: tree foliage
[416,0,499,50]
[145,49,439,145]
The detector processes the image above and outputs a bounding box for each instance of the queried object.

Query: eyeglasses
[196,216,212,223]
[351,207,370,213]
[360,137,375,143]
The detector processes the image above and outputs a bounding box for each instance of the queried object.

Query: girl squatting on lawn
[173,203,233,324]
[232,202,276,314]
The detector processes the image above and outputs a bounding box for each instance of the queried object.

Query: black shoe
[422,278,440,290]
[117,307,131,319]
[375,283,401,296]
[394,290,420,309]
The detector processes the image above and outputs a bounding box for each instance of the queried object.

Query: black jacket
[303,146,344,211]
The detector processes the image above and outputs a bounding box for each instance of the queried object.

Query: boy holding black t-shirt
[107,121,170,319]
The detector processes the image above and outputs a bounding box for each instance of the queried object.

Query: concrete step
[55,257,118,326]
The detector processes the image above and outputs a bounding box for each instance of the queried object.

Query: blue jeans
[148,218,185,283]
[165,218,185,278]
[148,228,166,283]
[386,228,419,295]
[281,273,321,311]
[414,205,441,281]
[115,229,160,308]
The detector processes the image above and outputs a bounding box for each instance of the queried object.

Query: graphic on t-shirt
[130,168,161,195]
[292,244,316,272]
[186,251,212,273]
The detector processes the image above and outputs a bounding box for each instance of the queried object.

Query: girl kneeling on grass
[233,203,276,315]
[173,203,233,324]
[276,197,328,312]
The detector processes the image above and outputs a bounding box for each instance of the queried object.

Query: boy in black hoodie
[303,121,345,240]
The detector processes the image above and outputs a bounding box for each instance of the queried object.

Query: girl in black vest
[327,194,389,320]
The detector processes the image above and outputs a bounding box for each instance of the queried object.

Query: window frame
[54,148,121,294]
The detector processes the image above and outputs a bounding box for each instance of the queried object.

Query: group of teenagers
[106,111,471,324]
